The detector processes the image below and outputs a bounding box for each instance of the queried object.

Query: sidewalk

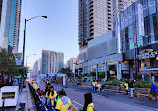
[15,84,36,111]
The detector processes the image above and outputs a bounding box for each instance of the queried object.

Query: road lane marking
[73,101,84,107]
[29,100,34,101]
[30,105,36,107]
[92,93,104,97]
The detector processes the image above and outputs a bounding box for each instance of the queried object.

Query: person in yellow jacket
[32,82,39,90]
[45,86,57,109]
[46,79,50,85]
[97,83,102,92]
[92,80,97,91]
[55,90,71,111]
[124,80,129,95]
[83,93,94,111]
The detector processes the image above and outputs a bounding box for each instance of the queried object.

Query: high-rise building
[113,0,137,21]
[42,50,64,74]
[56,52,64,72]
[78,0,113,48]
[0,0,3,49]
[0,0,22,53]
[67,57,76,74]
[42,50,52,74]
[38,58,42,74]
[33,60,38,76]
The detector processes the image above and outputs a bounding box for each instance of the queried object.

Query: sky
[19,0,79,68]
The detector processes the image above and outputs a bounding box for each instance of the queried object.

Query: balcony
[90,24,94,29]
[90,16,93,20]
[90,9,93,12]
[89,5,93,10]
[87,36,94,41]
[89,1,93,5]
[90,28,94,32]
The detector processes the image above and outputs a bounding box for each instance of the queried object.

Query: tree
[7,53,18,83]
[59,68,73,77]
[0,48,28,86]
[0,49,9,84]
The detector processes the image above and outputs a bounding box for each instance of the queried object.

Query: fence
[28,83,48,111]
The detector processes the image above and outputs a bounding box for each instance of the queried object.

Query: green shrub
[99,72,105,78]
[105,80,125,86]
[134,80,151,88]
[87,73,92,77]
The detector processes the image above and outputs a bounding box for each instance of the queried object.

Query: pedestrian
[97,83,102,92]
[124,80,129,95]
[128,79,135,98]
[55,90,72,111]
[92,80,96,91]
[37,88,44,96]
[150,82,158,100]
[82,93,94,111]
[45,82,50,95]
[33,82,39,90]
[46,79,50,85]
[54,89,62,107]
[45,86,57,109]
[68,104,79,111]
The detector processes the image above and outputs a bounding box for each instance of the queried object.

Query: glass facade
[120,3,158,52]
[90,65,96,72]
[8,0,16,47]
[42,53,49,74]
[84,67,89,74]
[97,63,105,72]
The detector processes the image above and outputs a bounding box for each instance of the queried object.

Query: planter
[134,92,140,97]
[135,88,150,94]
[110,85,119,90]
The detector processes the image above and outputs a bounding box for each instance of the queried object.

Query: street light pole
[22,19,26,67]
[21,16,47,91]
[26,54,36,67]
[20,19,26,91]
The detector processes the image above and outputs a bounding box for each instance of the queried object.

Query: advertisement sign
[136,51,158,60]
[138,4,145,36]
[16,53,22,65]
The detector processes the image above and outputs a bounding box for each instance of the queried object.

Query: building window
[125,27,129,51]
[143,16,150,46]
[128,24,134,50]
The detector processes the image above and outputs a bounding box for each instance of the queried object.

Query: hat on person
[57,89,62,93]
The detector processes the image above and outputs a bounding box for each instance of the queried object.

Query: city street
[38,80,158,111]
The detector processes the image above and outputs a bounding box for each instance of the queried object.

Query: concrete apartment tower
[67,57,77,74]
[12,0,22,53]
[42,50,64,74]
[78,0,114,62]
[0,0,22,53]
[78,0,113,49]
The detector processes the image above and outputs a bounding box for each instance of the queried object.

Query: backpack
[87,105,96,111]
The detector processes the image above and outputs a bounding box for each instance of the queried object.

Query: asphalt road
[38,80,158,111]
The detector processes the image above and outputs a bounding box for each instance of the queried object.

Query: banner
[16,53,22,65]
[138,4,145,36]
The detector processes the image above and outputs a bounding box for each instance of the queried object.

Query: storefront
[136,48,158,81]
[106,61,117,80]
[121,61,130,79]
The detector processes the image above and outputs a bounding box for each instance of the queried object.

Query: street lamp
[26,54,36,67]
[22,15,47,67]
[21,15,47,91]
